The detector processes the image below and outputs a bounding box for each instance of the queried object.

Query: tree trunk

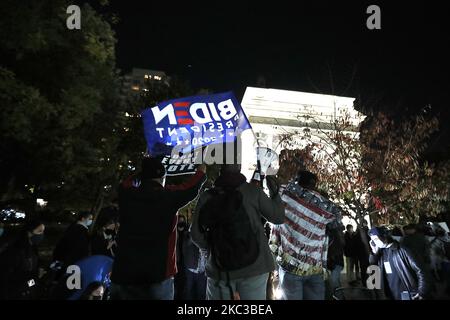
[90,186,105,230]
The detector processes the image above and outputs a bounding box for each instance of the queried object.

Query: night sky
[92,0,449,149]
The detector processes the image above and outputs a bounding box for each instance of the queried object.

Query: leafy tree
[279,107,450,226]
[279,110,370,224]
[0,0,123,215]
[361,110,450,224]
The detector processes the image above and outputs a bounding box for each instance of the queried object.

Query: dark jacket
[111,171,206,285]
[354,227,371,259]
[91,233,116,258]
[400,233,431,264]
[53,223,90,266]
[369,241,432,299]
[327,226,345,270]
[344,231,358,258]
[191,172,285,281]
[0,235,40,299]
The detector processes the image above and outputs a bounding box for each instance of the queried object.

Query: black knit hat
[141,157,166,179]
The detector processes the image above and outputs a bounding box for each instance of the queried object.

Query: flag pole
[249,128,263,182]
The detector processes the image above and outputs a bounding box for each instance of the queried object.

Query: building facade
[240,86,365,180]
[122,68,169,96]
[240,87,368,228]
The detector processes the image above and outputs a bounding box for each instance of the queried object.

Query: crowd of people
[0,156,449,300]
[0,207,119,300]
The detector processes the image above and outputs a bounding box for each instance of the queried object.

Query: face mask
[0,228,4,237]
[31,233,44,245]
[91,295,103,300]
[86,219,93,227]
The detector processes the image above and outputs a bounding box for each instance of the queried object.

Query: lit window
[144,75,149,79]
[143,88,149,92]
[154,76,162,81]
[131,85,139,91]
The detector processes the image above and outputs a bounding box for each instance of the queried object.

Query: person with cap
[368,226,433,300]
[110,157,207,300]
[191,164,285,300]
[0,219,45,299]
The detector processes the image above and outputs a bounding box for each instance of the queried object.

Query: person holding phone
[368,226,433,300]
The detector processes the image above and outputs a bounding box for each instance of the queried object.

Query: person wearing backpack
[191,164,285,300]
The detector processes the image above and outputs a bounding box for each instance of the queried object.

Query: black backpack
[199,187,259,271]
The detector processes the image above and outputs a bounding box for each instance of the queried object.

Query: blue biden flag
[141,92,252,157]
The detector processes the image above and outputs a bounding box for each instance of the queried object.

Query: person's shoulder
[238,182,264,201]
[71,223,85,230]
[395,241,412,255]
[193,188,213,206]
[397,244,416,261]
[70,223,88,235]
[63,223,77,234]
[239,181,259,194]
